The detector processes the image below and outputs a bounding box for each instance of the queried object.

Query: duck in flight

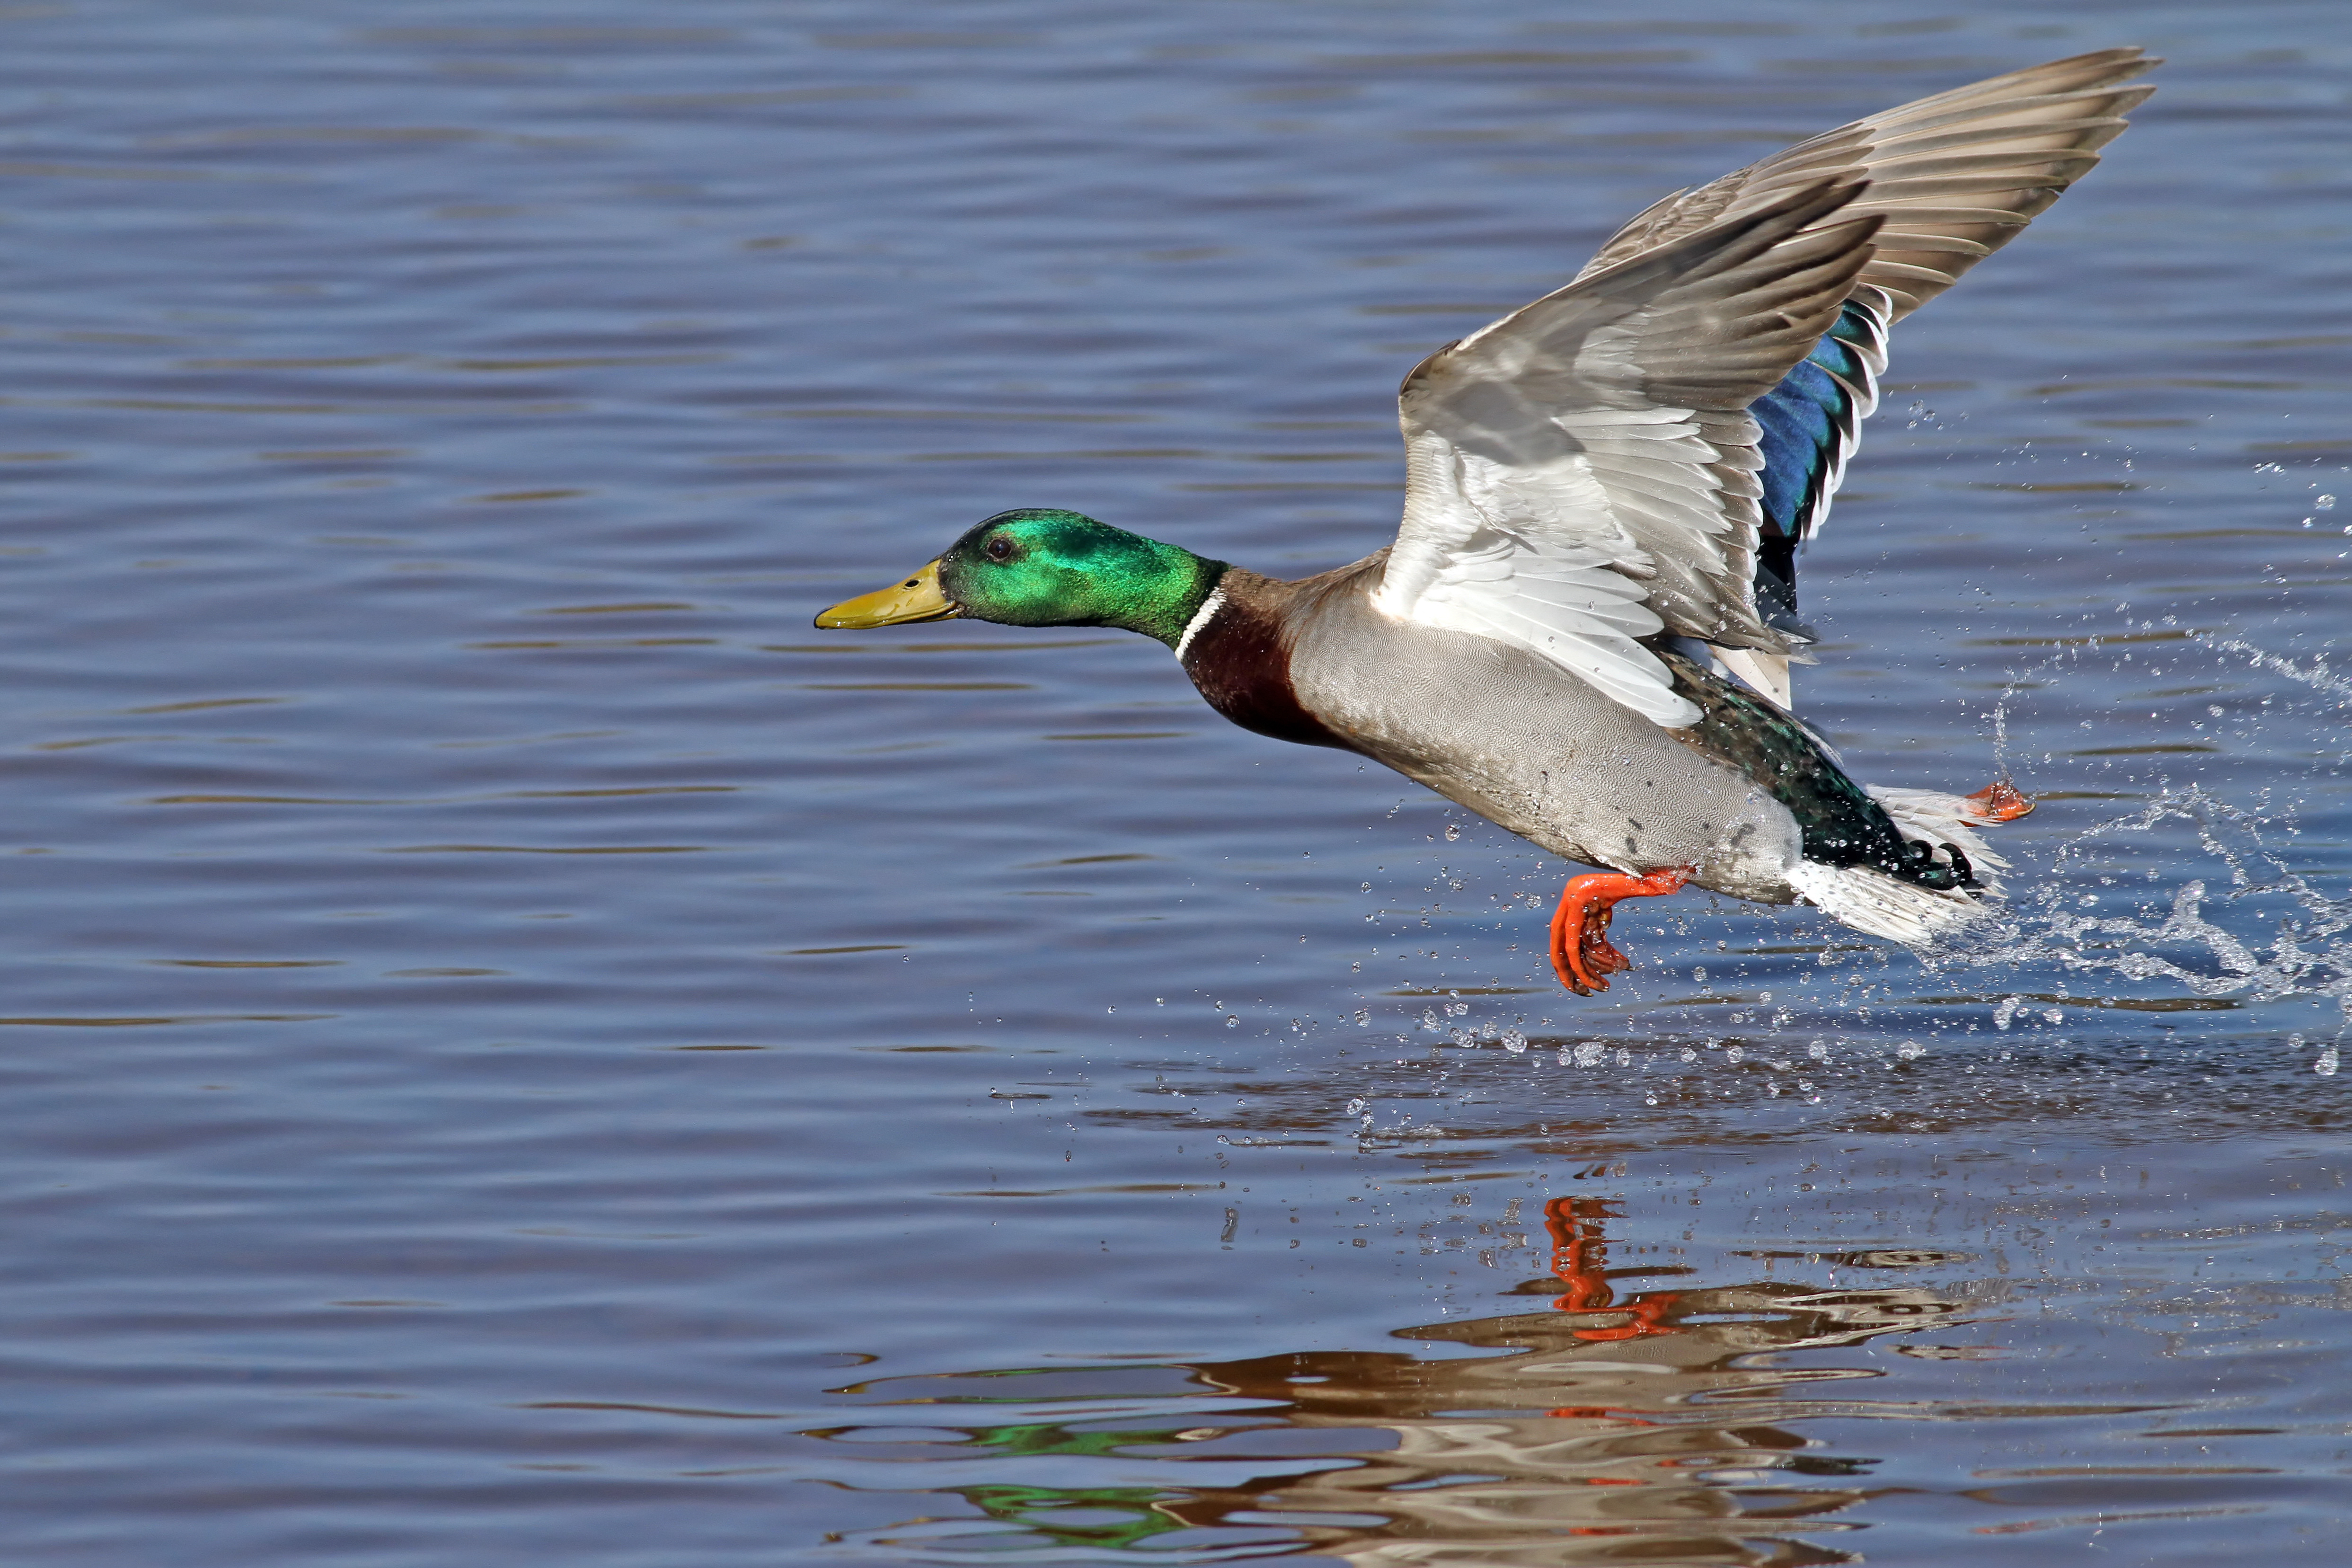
[817,50,2155,995]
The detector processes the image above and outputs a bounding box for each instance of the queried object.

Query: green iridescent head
[816,508,1226,649]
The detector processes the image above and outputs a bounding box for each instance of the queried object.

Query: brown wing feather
[1574,48,2157,319]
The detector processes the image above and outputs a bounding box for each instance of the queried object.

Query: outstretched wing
[1376,181,1882,728]
[1651,48,2157,705]
[1577,48,2157,320]
[1376,49,2157,722]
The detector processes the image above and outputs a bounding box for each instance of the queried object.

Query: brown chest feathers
[1176,569,1354,752]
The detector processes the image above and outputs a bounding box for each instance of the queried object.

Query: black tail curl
[1897,836,1976,892]
[1653,642,1983,896]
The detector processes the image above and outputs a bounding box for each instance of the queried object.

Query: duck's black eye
[984,535,1014,561]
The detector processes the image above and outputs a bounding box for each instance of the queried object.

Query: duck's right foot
[1962,779,2035,823]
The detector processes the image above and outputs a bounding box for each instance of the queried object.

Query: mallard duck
[817,50,2155,994]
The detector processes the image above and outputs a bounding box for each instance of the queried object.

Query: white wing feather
[1376,182,1879,727]
[1369,50,2155,728]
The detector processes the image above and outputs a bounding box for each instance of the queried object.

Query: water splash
[1937,784,2352,1029]
[2203,635,2352,709]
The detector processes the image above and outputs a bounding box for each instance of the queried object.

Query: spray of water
[1388,630,2346,1072]
[1924,783,2352,1034]
[2203,635,2352,710]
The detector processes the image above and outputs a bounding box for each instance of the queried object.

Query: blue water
[2,3,2347,1563]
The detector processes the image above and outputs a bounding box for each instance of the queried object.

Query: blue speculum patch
[1753,298,1883,546]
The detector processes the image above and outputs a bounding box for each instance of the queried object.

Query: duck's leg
[1547,867,1691,995]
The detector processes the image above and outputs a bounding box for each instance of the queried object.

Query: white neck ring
[1173,585,1226,662]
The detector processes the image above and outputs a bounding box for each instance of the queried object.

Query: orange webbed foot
[1963,779,2035,823]
[1546,867,1692,995]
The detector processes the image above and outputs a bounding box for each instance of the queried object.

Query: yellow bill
[813,559,960,629]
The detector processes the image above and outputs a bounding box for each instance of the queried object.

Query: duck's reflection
[837,1198,1966,1564]
[1165,1197,1960,1564]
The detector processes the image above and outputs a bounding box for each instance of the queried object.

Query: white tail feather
[1788,860,1988,945]
[1867,785,2011,894]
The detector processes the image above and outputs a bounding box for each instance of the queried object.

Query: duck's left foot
[1547,867,1692,995]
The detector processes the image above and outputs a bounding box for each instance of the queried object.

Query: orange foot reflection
[1545,1195,1681,1343]
[1547,867,1691,995]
